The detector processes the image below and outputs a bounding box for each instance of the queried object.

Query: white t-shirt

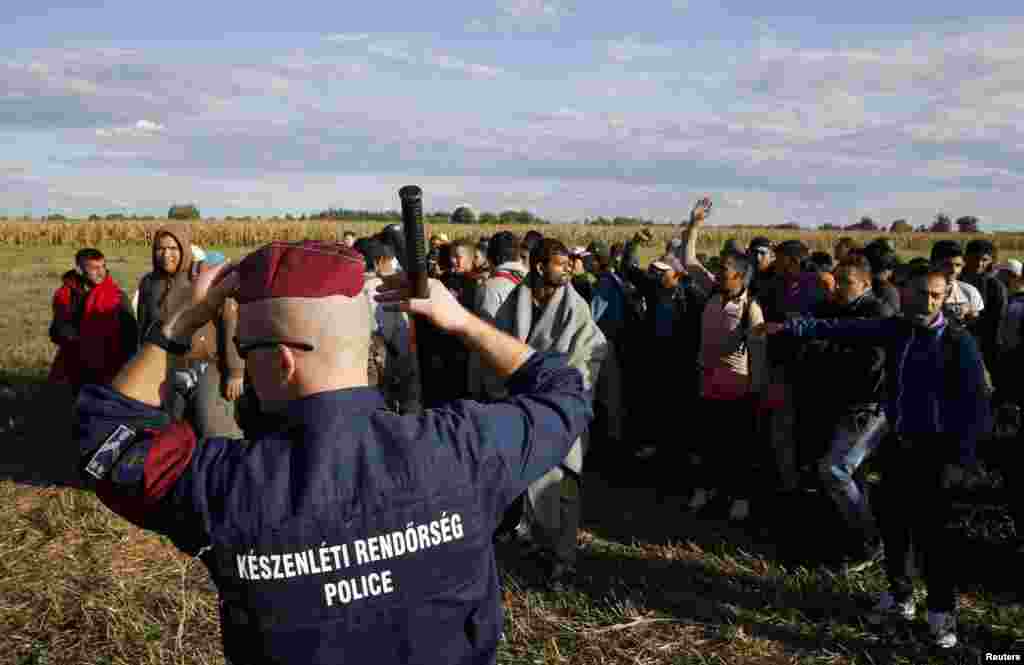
[945,280,984,323]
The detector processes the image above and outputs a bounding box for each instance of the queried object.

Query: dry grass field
[1,238,1022,664]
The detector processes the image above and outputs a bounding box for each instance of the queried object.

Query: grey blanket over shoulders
[492,282,607,474]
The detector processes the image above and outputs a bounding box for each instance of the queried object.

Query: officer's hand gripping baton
[399,185,434,411]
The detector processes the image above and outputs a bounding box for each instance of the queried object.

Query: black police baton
[398,185,437,411]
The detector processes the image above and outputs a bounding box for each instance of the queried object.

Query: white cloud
[67,78,98,95]
[607,38,674,63]
[92,47,139,59]
[432,54,502,78]
[366,41,414,63]
[499,0,569,19]
[95,119,166,138]
[362,41,503,78]
[470,0,572,32]
[134,119,165,132]
[325,33,370,43]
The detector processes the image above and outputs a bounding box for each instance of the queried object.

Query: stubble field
[1,228,1022,664]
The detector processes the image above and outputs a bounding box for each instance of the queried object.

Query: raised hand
[163,262,240,340]
[633,229,654,245]
[690,196,713,226]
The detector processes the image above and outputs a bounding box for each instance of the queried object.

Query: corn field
[1,220,1022,256]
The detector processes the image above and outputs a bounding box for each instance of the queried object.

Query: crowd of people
[55,204,1022,655]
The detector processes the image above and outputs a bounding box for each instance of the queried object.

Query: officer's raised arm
[376,273,536,379]
[377,274,592,503]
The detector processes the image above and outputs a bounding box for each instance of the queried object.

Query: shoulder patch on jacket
[84,424,137,480]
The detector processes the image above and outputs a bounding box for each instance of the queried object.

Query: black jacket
[964,270,1007,370]
[796,291,894,410]
[872,279,901,313]
[750,266,776,302]
[619,242,707,365]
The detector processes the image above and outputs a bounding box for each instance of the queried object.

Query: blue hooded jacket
[784,314,990,466]
[591,271,628,340]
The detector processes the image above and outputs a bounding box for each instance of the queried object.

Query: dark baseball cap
[748,236,773,252]
[775,239,809,259]
[721,238,742,256]
[930,239,963,263]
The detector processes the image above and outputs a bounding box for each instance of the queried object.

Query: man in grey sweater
[467,231,527,400]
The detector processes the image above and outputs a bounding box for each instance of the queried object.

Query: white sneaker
[927,611,958,649]
[688,488,716,511]
[513,519,533,545]
[728,499,750,521]
[869,592,916,624]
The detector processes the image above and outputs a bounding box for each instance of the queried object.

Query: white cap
[998,259,1023,277]
[652,256,684,273]
[570,246,590,257]
[191,244,206,262]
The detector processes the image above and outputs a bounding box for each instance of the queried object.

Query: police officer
[74,241,592,665]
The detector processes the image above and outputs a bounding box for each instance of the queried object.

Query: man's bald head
[234,241,372,410]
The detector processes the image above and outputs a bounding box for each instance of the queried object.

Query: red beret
[235,241,365,305]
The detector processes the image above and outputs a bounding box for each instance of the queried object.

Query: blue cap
[204,250,227,266]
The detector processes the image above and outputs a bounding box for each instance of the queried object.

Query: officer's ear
[274,345,297,385]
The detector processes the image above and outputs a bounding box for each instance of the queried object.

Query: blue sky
[2,1,1023,228]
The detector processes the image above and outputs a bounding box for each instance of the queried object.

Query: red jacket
[49,271,137,390]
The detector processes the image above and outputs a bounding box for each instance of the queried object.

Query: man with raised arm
[752,263,990,650]
[678,201,769,520]
[74,240,592,665]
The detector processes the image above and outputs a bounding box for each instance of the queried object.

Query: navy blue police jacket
[74,350,592,665]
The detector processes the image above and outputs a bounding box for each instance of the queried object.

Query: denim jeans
[818,408,887,542]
